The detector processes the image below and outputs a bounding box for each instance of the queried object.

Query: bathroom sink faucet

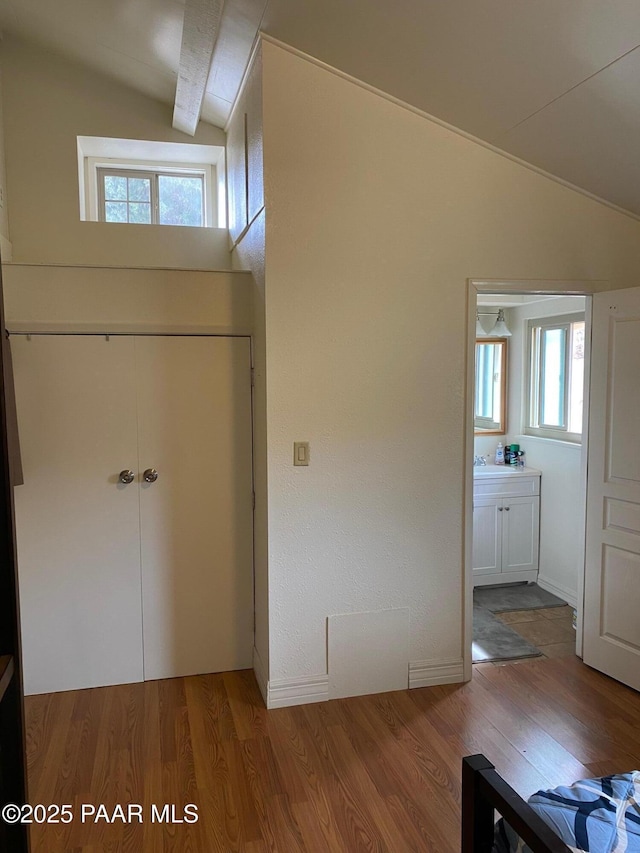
[473,455,487,466]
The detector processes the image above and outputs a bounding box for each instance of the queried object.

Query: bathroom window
[526,313,585,443]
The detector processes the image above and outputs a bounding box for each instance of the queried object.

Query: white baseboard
[252,646,268,706]
[474,570,538,586]
[408,657,465,689]
[261,656,466,707]
[267,673,329,709]
[536,575,577,609]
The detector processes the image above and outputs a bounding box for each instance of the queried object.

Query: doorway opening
[463,279,602,679]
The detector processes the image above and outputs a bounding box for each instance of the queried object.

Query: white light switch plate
[293,441,309,466]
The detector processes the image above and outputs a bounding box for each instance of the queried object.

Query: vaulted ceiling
[2,0,640,218]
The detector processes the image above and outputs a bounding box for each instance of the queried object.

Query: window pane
[105,201,128,223]
[158,175,203,226]
[128,202,151,224]
[541,327,566,427]
[475,343,501,427]
[568,321,585,434]
[475,345,490,418]
[104,175,127,201]
[128,177,150,202]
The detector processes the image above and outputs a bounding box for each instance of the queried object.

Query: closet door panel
[12,335,143,694]
[136,336,253,680]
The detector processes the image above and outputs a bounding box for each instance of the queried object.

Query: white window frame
[78,137,226,227]
[525,312,585,444]
[474,338,505,431]
[88,158,214,227]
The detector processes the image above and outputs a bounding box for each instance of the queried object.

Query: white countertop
[473,464,541,479]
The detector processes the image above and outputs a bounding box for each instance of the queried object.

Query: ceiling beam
[173,0,225,136]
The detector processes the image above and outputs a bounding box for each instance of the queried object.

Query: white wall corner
[536,575,578,610]
[408,657,465,690]
[266,673,329,709]
[252,645,268,706]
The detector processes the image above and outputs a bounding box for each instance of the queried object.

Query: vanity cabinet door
[472,497,501,576]
[501,495,540,573]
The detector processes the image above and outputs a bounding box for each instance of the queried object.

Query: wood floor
[24,655,640,852]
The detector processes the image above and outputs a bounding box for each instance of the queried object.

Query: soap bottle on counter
[495,442,505,465]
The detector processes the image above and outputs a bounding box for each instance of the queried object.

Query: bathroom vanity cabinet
[472,467,541,586]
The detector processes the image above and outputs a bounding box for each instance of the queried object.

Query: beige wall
[3,264,253,333]
[228,46,269,690]
[259,41,640,691]
[0,43,11,260]
[1,37,229,269]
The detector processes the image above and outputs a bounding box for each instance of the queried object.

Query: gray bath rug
[474,582,567,614]
[472,605,543,663]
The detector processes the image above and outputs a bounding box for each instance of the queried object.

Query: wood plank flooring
[24,656,640,852]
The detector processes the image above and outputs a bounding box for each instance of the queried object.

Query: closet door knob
[143,468,158,483]
[118,469,135,484]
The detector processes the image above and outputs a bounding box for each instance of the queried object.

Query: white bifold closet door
[12,334,253,695]
[13,336,142,694]
[135,336,253,682]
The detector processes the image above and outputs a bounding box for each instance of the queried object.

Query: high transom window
[77,137,226,228]
[98,168,205,227]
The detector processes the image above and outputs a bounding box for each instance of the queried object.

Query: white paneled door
[584,287,640,692]
[12,335,253,694]
[135,336,254,681]
[13,336,143,694]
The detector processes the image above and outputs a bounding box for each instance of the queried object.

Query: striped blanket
[494,772,640,853]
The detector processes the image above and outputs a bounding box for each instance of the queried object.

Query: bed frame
[461,755,574,853]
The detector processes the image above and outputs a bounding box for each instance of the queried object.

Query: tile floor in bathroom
[488,604,577,666]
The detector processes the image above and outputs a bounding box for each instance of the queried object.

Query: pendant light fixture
[476,308,511,337]
[488,308,512,337]
[475,311,488,337]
